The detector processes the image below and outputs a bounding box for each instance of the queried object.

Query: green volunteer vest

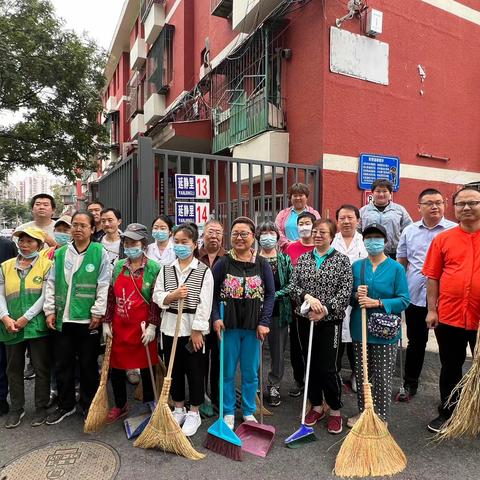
[54,242,103,330]
[0,256,52,345]
[112,258,161,303]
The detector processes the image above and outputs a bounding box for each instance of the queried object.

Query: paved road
[1,338,478,480]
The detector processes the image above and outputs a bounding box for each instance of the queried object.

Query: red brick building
[100,0,480,218]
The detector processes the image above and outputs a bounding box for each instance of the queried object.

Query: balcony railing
[212,90,286,153]
[140,0,163,23]
[127,71,145,119]
[211,0,233,18]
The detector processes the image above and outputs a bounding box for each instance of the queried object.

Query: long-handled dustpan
[236,341,275,457]
[285,320,317,448]
[395,312,410,403]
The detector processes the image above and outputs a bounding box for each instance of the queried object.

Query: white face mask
[298,225,313,238]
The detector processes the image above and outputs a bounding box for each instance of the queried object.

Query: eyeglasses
[312,230,331,237]
[454,201,480,209]
[231,232,252,239]
[419,201,444,208]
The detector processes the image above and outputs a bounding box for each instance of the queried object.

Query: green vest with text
[54,242,103,330]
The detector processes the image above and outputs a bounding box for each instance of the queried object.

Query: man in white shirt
[331,204,368,392]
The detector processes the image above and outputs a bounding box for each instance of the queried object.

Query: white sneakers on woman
[224,414,235,430]
[182,411,201,437]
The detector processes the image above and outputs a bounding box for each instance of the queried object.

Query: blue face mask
[21,250,39,260]
[259,234,277,250]
[174,244,192,260]
[364,238,385,255]
[124,247,143,259]
[152,230,169,242]
[54,232,71,245]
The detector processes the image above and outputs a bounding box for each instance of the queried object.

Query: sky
[10,0,124,183]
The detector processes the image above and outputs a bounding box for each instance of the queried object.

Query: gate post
[137,136,156,226]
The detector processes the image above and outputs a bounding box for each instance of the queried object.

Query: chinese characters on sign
[358,154,400,192]
[175,202,210,225]
[175,174,210,199]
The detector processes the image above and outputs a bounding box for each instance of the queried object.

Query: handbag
[360,259,400,340]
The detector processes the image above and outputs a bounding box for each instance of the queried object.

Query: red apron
[110,268,159,370]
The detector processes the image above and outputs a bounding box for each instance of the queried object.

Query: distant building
[0,179,19,201]
[16,175,61,203]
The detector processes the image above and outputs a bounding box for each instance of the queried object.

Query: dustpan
[236,341,275,457]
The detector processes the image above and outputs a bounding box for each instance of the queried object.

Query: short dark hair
[71,210,95,228]
[255,221,280,241]
[297,212,316,224]
[101,208,122,220]
[335,204,360,220]
[314,219,337,238]
[30,193,56,210]
[231,216,256,233]
[86,201,104,209]
[372,179,393,193]
[173,222,199,242]
[151,214,174,231]
[289,182,310,198]
[418,188,442,202]
[453,185,480,203]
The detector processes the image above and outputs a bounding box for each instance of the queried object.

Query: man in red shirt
[423,186,480,433]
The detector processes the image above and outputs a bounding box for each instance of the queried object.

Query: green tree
[0,0,108,181]
[0,199,30,227]
[51,183,65,216]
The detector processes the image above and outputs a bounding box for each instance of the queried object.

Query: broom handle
[361,306,375,410]
[166,299,184,380]
[99,335,112,385]
[301,321,315,425]
[141,321,159,402]
[219,302,225,419]
[259,340,263,425]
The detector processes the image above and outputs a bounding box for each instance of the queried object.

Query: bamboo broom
[437,326,480,440]
[134,300,205,460]
[334,307,407,477]
[84,335,113,433]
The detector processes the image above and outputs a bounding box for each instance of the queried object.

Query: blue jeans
[223,329,259,416]
[0,342,7,401]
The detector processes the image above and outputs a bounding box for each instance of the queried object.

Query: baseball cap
[54,215,72,228]
[13,226,46,243]
[362,223,387,240]
[121,223,149,241]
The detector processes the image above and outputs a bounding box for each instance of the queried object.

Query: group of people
[0,179,478,441]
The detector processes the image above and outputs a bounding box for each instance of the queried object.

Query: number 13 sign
[195,175,210,199]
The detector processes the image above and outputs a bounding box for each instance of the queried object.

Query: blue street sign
[175,202,196,224]
[175,174,196,198]
[358,154,400,192]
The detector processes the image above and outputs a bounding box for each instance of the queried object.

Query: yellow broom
[134,300,205,460]
[437,326,480,440]
[334,307,407,477]
[84,335,113,433]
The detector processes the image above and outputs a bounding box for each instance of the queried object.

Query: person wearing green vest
[0,227,52,428]
[44,211,110,425]
[103,223,161,423]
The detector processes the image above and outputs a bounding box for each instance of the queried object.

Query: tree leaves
[0,0,108,181]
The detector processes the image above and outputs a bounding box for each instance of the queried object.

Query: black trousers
[5,337,50,412]
[0,342,8,401]
[404,304,429,388]
[289,312,305,387]
[297,317,343,410]
[336,342,355,373]
[111,367,155,408]
[435,322,477,416]
[163,334,205,407]
[204,331,219,405]
[53,323,100,411]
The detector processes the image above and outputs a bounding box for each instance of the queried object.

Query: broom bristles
[437,348,480,440]
[204,433,242,461]
[134,379,205,460]
[335,408,407,477]
[255,394,272,416]
[84,336,112,433]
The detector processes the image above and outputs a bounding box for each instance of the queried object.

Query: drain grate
[1,440,120,480]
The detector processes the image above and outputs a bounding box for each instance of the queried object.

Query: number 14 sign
[175,174,210,199]
[175,202,210,225]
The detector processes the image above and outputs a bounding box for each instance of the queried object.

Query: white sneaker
[242,414,258,423]
[224,414,235,430]
[172,407,186,426]
[181,411,201,437]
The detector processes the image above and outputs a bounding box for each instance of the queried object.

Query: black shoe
[47,391,58,410]
[24,362,35,380]
[289,384,304,398]
[0,399,9,415]
[5,409,25,429]
[31,408,47,427]
[267,385,281,407]
[46,407,76,425]
[427,414,448,433]
[404,384,418,397]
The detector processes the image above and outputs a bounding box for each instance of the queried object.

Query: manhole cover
[0,440,120,480]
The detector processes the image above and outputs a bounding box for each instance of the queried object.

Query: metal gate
[97,137,321,233]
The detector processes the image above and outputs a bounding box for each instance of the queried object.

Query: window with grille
[146,25,174,97]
